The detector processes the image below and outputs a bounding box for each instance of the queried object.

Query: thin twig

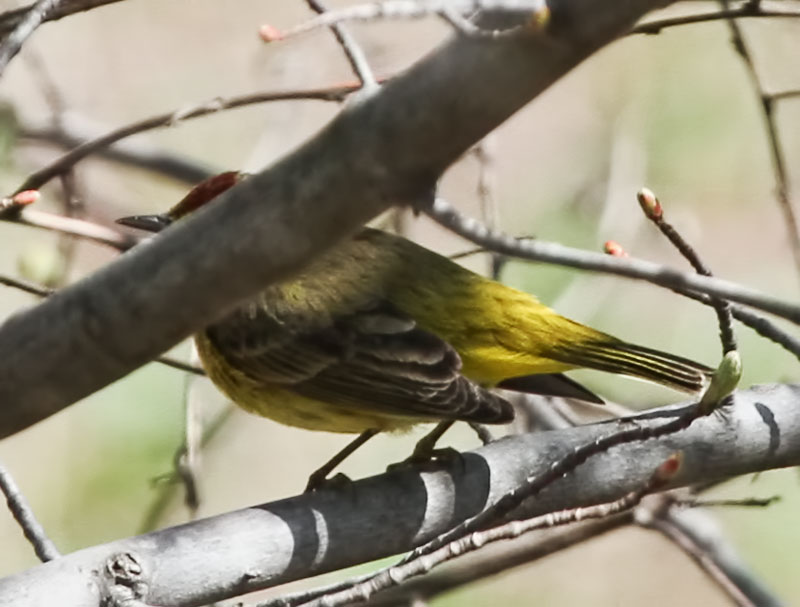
[473,136,506,279]
[604,221,800,359]
[19,119,214,184]
[268,517,631,607]
[630,2,800,35]
[676,495,781,509]
[0,460,59,562]
[306,0,378,88]
[15,84,359,193]
[11,208,137,250]
[668,285,800,361]
[371,515,629,606]
[270,0,550,40]
[638,188,737,355]
[154,355,205,376]
[424,197,800,325]
[43,172,84,285]
[448,236,536,260]
[0,0,123,38]
[25,50,86,286]
[177,345,205,518]
[719,0,800,280]
[638,503,776,607]
[0,0,62,74]
[138,404,234,533]
[0,273,53,296]
[769,89,800,103]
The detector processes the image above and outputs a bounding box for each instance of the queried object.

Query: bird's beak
[116,213,173,233]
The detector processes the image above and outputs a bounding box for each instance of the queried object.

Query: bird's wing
[205,302,514,424]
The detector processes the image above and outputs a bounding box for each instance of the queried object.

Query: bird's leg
[387,421,462,473]
[382,421,463,474]
[468,422,494,445]
[409,420,456,461]
[305,428,380,492]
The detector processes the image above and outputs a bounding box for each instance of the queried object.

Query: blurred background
[0,1,799,605]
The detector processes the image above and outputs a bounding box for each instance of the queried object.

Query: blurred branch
[771,89,800,102]
[719,0,800,281]
[0,0,674,439]
[138,404,233,534]
[0,273,53,297]
[637,499,784,607]
[270,0,550,40]
[0,0,63,74]
[2,384,799,606]
[19,119,215,183]
[15,84,358,192]
[10,207,136,249]
[631,1,800,35]
[0,0,124,37]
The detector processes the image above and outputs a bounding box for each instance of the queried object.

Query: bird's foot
[386,446,464,473]
[304,471,353,493]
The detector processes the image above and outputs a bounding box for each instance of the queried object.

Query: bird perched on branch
[118,171,711,490]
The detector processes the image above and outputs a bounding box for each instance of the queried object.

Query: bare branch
[305,0,378,88]
[14,84,357,193]
[1,384,798,606]
[630,1,800,35]
[0,0,63,74]
[0,0,124,38]
[272,0,550,39]
[295,456,680,607]
[637,188,737,355]
[10,207,136,250]
[425,197,800,323]
[0,460,59,562]
[19,118,214,184]
[362,515,630,606]
[719,0,800,280]
[638,502,782,607]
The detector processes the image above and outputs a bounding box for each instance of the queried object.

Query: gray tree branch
[0,384,796,607]
[0,0,676,439]
[0,0,124,38]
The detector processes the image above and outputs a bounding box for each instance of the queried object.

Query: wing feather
[205,301,515,424]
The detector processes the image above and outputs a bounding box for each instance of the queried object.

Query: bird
[118,171,711,490]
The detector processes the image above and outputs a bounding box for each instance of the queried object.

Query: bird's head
[117,170,245,233]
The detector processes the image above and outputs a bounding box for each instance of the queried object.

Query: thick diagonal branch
[0,0,675,438]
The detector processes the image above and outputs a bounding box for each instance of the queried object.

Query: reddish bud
[637,187,663,220]
[259,24,284,42]
[655,452,682,481]
[603,240,628,257]
[12,189,40,206]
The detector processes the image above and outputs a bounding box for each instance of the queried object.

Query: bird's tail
[554,340,712,393]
